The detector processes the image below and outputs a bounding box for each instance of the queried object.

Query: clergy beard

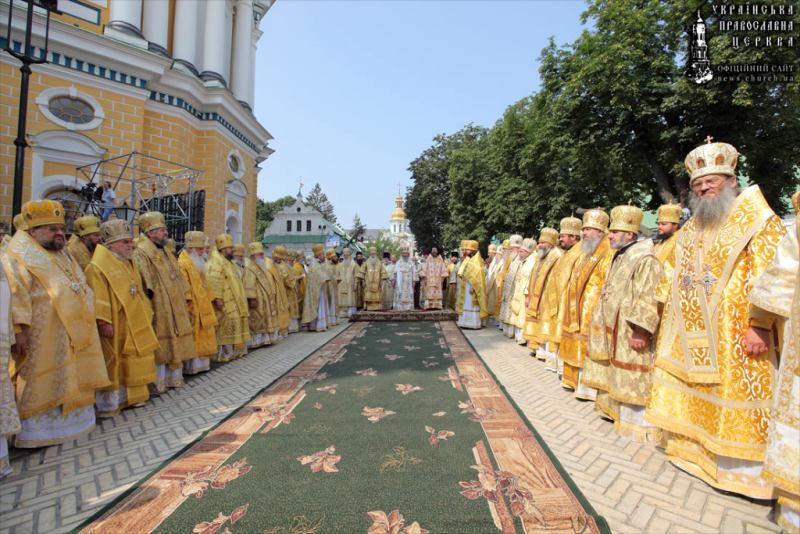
[111,249,133,261]
[40,239,65,251]
[255,257,265,268]
[190,252,206,271]
[234,258,244,267]
[84,238,98,253]
[689,186,738,229]
[581,234,601,254]
[536,248,548,259]
[223,251,234,260]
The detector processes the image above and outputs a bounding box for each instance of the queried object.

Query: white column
[108,0,142,35]
[172,0,200,75]
[200,0,231,87]
[248,27,263,108]
[231,0,254,104]
[142,0,170,57]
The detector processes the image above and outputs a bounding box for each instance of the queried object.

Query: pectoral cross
[680,263,717,296]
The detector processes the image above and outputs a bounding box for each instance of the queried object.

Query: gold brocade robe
[357,258,387,311]
[265,258,291,332]
[456,252,488,319]
[302,259,330,324]
[293,261,306,316]
[177,251,218,358]
[646,186,785,499]
[582,240,663,407]
[499,255,522,324]
[336,259,359,309]
[445,261,459,310]
[559,238,613,370]
[494,254,513,317]
[67,235,93,271]
[205,251,250,346]
[243,258,278,338]
[523,247,564,344]
[485,257,503,316]
[542,246,583,350]
[510,254,537,329]
[749,220,799,526]
[420,255,448,309]
[133,238,195,369]
[654,232,678,303]
[0,257,22,443]
[2,231,109,418]
[276,261,300,320]
[85,245,158,406]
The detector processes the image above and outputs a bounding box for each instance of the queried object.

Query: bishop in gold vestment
[508,238,536,342]
[498,235,523,334]
[133,212,194,390]
[206,234,250,362]
[291,251,306,318]
[264,252,291,339]
[419,247,449,310]
[66,215,101,271]
[357,248,388,311]
[646,140,786,499]
[582,206,663,442]
[336,248,359,317]
[244,242,278,348]
[749,191,799,531]
[325,249,340,326]
[0,253,21,477]
[3,200,109,448]
[483,244,500,314]
[177,232,218,374]
[523,227,564,353]
[559,209,613,400]
[273,246,300,333]
[86,221,158,417]
[456,240,487,329]
[445,254,460,311]
[301,244,330,331]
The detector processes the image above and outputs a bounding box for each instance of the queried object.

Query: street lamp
[4,0,60,218]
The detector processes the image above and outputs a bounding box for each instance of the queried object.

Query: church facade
[0,0,274,243]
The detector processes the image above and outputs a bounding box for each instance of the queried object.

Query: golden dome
[390,193,406,221]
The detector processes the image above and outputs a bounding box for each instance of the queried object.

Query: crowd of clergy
[445,140,798,531]
[0,139,797,529]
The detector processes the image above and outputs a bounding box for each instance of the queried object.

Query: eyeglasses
[691,175,728,192]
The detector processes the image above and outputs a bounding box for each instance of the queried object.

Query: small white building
[262,193,331,256]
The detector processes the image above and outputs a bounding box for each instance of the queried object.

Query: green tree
[256,195,296,237]
[350,213,367,242]
[365,233,402,258]
[305,183,337,222]
[406,134,452,250]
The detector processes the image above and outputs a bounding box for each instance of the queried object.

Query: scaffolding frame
[69,151,203,243]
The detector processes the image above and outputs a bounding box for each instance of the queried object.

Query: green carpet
[81,321,608,534]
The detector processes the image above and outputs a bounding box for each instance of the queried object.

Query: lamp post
[4,0,60,218]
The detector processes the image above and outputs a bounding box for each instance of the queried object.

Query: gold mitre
[215,233,234,250]
[508,234,523,248]
[311,243,324,255]
[462,240,478,252]
[326,248,337,259]
[685,138,738,184]
[248,242,264,255]
[73,215,100,237]
[609,205,643,234]
[233,244,245,257]
[13,213,27,231]
[184,231,206,248]
[488,243,497,253]
[138,211,166,233]
[559,216,582,236]
[539,227,559,246]
[582,209,609,232]
[502,239,509,248]
[273,245,288,259]
[22,199,65,228]
[657,204,682,224]
[520,238,535,252]
[792,191,799,213]
[342,247,352,255]
[100,219,131,244]
[368,246,377,254]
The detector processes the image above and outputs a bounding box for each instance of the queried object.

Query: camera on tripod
[77,182,103,203]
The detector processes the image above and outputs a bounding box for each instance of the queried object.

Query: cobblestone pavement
[464,325,780,534]
[0,324,348,534]
[1,322,781,534]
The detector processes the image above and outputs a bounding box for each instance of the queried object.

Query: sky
[253,0,587,229]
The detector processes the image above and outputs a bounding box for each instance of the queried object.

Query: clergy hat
[488,243,497,253]
[215,233,234,250]
[609,205,643,234]
[248,242,264,255]
[274,245,287,259]
[100,219,132,245]
[233,244,245,257]
[312,243,324,255]
[22,200,65,228]
[184,231,206,248]
[582,209,609,232]
[463,240,479,252]
[138,211,166,233]
[326,248,336,259]
[521,238,535,253]
[538,227,559,246]
[502,239,510,248]
[342,247,352,256]
[657,204,682,224]
[508,234,523,248]
[13,213,28,231]
[685,138,738,185]
[73,215,101,237]
[559,216,582,237]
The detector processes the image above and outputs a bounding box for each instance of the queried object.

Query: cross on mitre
[704,135,714,144]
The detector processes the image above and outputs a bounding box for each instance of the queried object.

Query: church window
[296,220,301,231]
[48,96,94,125]
[306,220,311,231]
[286,220,292,232]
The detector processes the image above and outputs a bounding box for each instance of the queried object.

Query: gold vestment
[357,258,387,311]
[177,250,218,358]
[205,251,250,349]
[523,247,564,345]
[66,235,92,271]
[419,255,448,309]
[243,258,278,343]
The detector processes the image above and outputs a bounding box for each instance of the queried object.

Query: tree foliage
[305,183,337,222]
[350,213,367,242]
[256,195,296,237]
[366,233,403,258]
[406,0,799,249]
